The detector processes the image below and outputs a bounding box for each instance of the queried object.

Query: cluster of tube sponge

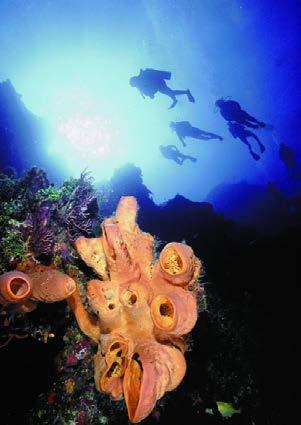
[67,196,202,423]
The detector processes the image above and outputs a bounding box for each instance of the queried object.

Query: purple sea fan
[23,201,54,257]
[58,171,99,242]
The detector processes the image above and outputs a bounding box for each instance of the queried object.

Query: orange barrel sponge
[123,341,186,423]
[150,288,197,336]
[30,269,76,302]
[0,271,32,304]
[158,242,201,287]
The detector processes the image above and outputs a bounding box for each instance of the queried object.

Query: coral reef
[0,168,99,266]
[28,322,126,425]
[69,196,202,423]
[1,165,296,424]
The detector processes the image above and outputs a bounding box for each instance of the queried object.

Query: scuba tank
[142,68,171,80]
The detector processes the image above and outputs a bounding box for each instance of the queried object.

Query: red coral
[47,391,56,405]
[65,353,77,367]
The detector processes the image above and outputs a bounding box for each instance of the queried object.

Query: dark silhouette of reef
[98,163,158,227]
[206,180,301,234]
[0,80,51,176]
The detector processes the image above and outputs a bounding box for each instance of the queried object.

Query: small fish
[205,401,241,417]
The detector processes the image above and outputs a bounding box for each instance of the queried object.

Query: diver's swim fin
[168,99,178,109]
[187,90,195,103]
[251,152,260,161]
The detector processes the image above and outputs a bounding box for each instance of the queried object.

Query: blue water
[0,0,300,205]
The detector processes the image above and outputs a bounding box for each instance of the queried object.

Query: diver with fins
[130,68,195,109]
[227,122,265,161]
[170,121,223,147]
[216,98,266,129]
[159,144,197,165]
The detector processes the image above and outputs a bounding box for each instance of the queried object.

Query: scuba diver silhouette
[279,143,301,179]
[159,145,197,165]
[130,69,195,109]
[227,122,265,161]
[215,98,266,129]
[170,121,223,147]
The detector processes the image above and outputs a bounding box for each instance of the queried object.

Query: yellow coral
[65,378,76,394]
